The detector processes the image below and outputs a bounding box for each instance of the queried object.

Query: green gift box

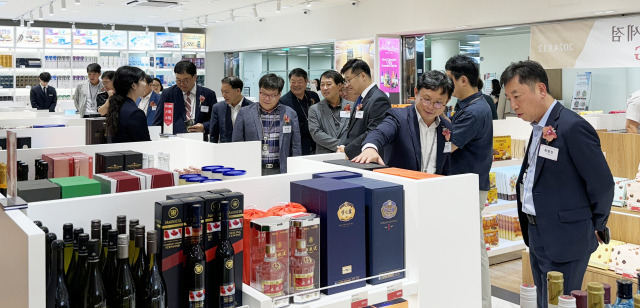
[48,176,101,199]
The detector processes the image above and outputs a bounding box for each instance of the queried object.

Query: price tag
[387,282,403,301]
[351,291,368,308]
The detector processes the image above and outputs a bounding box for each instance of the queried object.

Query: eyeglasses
[418,97,444,109]
[176,78,193,85]
[259,91,280,100]
[343,72,361,85]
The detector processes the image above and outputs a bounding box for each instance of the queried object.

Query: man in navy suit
[30,72,57,112]
[152,61,217,139]
[352,70,453,175]
[502,61,613,308]
[279,68,321,155]
[136,74,161,126]
[209,76,254,143]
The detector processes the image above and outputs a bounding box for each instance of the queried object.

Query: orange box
[373,167,443,180]
[484,230,499,248]
[482,214,498,231]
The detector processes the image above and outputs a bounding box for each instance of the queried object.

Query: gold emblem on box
[381,200,397,219]
[231,198,240,209]
[337,202,355,222]
[342,265,352,274]
[168,207,179,219]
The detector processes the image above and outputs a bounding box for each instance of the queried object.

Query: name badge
[200,105,209,113]
[444,142,452,153]
[340,111,351,118]
[152,106,157,111]
[539,144,559,161]
[355,111,364,119]
[48,94,53,96]
[283,125,292,134]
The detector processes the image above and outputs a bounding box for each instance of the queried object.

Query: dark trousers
[528,222,590,308]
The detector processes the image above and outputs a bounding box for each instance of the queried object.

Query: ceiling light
[75,0,80,5]
[468,41,480,44]
[49,3,54,15]
[204,15,209,26]
[276,0,281,13]
[305,0,311,7]
[20,17,24,28]
[164,25,168,33]
[252,4,258,17]
[29,11,34,23]
[96,1,104,6]
[455,25,470,29]
[61,0,66,10]
[230,10,234,22]
[0,1,6,6]
[38,7,44,20]
[494,26,515,31]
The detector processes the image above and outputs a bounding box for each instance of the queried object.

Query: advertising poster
[483,73,496,95]
[73,29,98,49]
[156,32,180,50]
[15,27,43,48]
[129,31,154,50]
[531,16,640,68]
[334,39,375,72]
[182,33,205,50]
[378,38,400,93]
[0,27,14,47]
[45,28,72,48]
[100,30,127,50]
[570,72,592,111]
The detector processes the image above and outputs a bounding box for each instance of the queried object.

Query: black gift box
[323,159,389,171]
[85,118,107,145]
[95,152,124,174]
[118,151,143,171]
[17,179,61,202]
[155,199,185,308]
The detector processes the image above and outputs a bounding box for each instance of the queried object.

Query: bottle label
[261,278,284,297]
[220,282,236,307]
[188,288,205,302]
[293,272,314,291]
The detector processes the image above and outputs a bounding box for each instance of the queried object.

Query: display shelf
[483,199,517,213]
[491,158,523,169]
[487,238,525,258]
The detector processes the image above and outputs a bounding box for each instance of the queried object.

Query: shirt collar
[184,85,197,97]
[532,100,558,128]
[414,105,441,128]
[260,104,279,115]
[359,83,376,100]
[227,97,244,108]
[456,91,483,110]
[143,92,152,100]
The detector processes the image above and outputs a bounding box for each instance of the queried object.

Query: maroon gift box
[42,153,74,179]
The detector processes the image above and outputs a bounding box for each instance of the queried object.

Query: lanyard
[295,94,309,120]
[422,126,438,173]
[259,105,278,143]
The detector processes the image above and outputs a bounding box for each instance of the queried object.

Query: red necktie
[185,92,192,120]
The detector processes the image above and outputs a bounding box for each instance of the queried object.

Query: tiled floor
[492,296,520,308]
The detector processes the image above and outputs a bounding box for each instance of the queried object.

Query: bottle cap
[78,233,90,254]
[117,215,127,235]
[73,227,84,248]
[40,226,49,234]
[558,295,576,304]
[634,293,640,305]
[101,223,111,243]
[147,230,157,254]
[548,271,563,280]
[617,279,633,299]
[202,165,224,171]
[135,225,146,247]
[51,239,64,251]
[602,283,611,304]
[88,239,100,260]
[46,232,57,245]
[91,219,101,229]
[117,234,128,247]
[107,229,118,250]
[129,219,139,240]
[117,215,127,224]
[186,176,208,183]
[212,168,234,174]
[587,282,604,293]
[223,170,246,177]
[63,223,73,243]
[117,234,128,259]
[571,290,587,307]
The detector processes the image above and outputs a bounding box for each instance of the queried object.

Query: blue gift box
[312,170,363,180]
[290,178,366,295]
[342,177,405,284]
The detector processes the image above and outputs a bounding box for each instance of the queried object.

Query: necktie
[185,92,192,120]
[43,86,46,96]
[355,96,362,109]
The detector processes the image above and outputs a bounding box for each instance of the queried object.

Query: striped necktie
[185,92,192,120]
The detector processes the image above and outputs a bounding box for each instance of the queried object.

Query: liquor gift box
[85,118,107,145]
[48,176,100,198]
[342,177,405,285]
[312,170,362,180]
[219,191,245,306]
[63,152,94,179]
[290,178,366,295]
[129,168,178,189]
[93,173,142,194]
[42,153,73,178]
[288,214,321,303]
[95,152,124,174]
[250,216,290,307]
[323,159,388,171]
[155,199,185,308]
[17,179,61,202]
[626,181,640,211]
[118,150,143,171]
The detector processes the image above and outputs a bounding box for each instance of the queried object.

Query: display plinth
[0,196,27,210]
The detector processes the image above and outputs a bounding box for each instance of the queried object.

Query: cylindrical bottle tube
[587,282,604,308]
[548,271,564,308]
[571,290,587,308]
[558,295,576,308]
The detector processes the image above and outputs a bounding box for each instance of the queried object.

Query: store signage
[570,72,592,111]
[73,29,98,49]
[334,39,375,73]
[182,33,205,50]
[378,38,400,94]
[15,27,43,48]
[45,28,72,48]
[156,32,181,50]
[531,16,640,68]
[351,291,368,308]
[163,103,174,135]
[129,31,154,50]
[386,282,403,301]
[0,27,14,48]
[100,30,127,50]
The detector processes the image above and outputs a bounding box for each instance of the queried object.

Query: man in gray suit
[232,74,302,175]
[73,63,103,117]
[308,70,352,153]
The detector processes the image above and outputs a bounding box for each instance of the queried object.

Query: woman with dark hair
[490,79,501,103]
[106,66,151,143]
[97,70,115,116]
[151,77,163,94]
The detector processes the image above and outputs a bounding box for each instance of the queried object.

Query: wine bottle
[102,229,119,302]
[132,225,147,306]
[603,283,612,308]
[65,229,84,291]
[109,234,136,307]
[613,279,633,307]
[41,226,50,234]
[290,224,315,294]
[46,239,70,308]
[185,204,206,307]
[633,294,640,308]
[80,239,107,308]
[99,223,111,270]
[46,232,58,287]
[215,201,235,308]
[144,230,167,307]
[70,233,90,308]
[588,282,605,308]
[129,219,139,266]
[63,223,74,274]
[91,220,102,267]
[117,215,127,235]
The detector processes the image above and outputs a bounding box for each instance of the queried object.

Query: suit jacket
[364,107,452,175]
[308,98,351,154]
[341,85,391,159]
[135,91,161,126]
[209,97,254,143]
[74,80,103,117]
[516,103,613,263]
[111,97,151,143]
[279,90,321,155]
[30,85,57,112]
[231,104,302,173]
[152,85,217,134]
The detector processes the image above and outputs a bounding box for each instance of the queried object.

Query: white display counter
[582,113,627,131]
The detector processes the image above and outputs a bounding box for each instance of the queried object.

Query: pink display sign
[378,38,400,93]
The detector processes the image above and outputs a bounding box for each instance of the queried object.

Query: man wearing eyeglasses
[339,59,391,159]
[152,60,217,139]
[352,70,453,175]
[232,74,301,175]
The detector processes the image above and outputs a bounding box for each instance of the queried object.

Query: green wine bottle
[80,239,107,308]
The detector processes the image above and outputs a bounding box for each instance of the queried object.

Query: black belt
[526,213,537,226]
[262,163,280,169]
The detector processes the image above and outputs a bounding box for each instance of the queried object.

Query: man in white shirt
[73,63,103,117]
[135,74,161,126]
[209,77,254,143]
[626,89,640,134]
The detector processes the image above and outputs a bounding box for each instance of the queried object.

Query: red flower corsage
[284,114,290,124]
[343,104,351,111]
[356,104,363,111]
[442,128,451,142]
[199,95,205,103]
[150,101,156,107]
[542,125,557,144]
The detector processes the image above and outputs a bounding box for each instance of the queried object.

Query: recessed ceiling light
[149,15,158,18]
[494,26,515,31]
[95,1,104,6]
[468,41,480,44]
[0,1,7,6]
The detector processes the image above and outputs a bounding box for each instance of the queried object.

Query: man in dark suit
[152,61,217,139]
[339,59,391,159]
[30,72,57,112]
[279,68,320,155]
[352,70,453,175]
[502,61,613,308]
[209,76,254,143]
[232,74,301,175]
[135,74,161,126]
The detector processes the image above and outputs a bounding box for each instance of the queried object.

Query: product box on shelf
[613,177,632,207]
[220,191,245,306]
[48,176,100,199]
[93,172,143,194]
[85,118,107,145]
[95,152,124,174]
[290,178,366,295]
[497,209,522,241]
[342,177,405,285]
[16,179,61,202]
[324,159,388,171]
[118,150,143,171]
[17,137,31,149]
[493,135,512,161]
[250,216,291,306]
[155,199,185,308]
[129,168,178,189]
[626,181,640,211]
[588,240,625,270]
[42,153,74,178]
[484,230,499,248]
[373,167,442,180]
[312,170,362,180]
[64,152,94,179]
[288,214,321,303]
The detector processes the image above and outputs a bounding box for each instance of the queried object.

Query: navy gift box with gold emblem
[312,170,363,180]
[342,177,405,285]
[290,178,366,295]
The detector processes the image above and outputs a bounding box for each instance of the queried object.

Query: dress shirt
[138,92,152,115]
[522,100,558,216]
[415,106,440,174]
[626,90,640,124]
[359,83,376,104]
[86,82,101,113]
[228,98,244,126]
[260,106,280,164]
[183,85,197,120]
